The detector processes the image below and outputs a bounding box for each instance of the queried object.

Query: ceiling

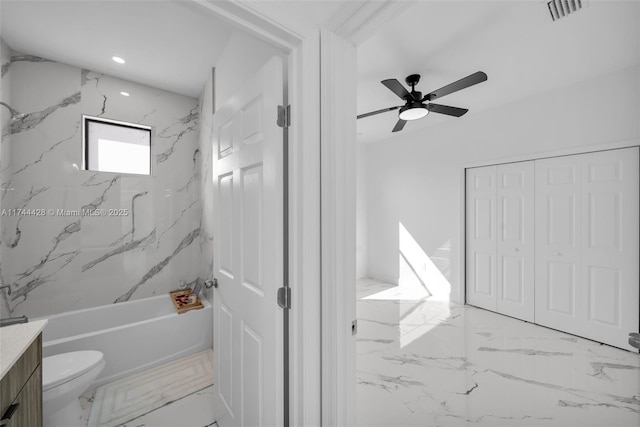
[357,0,640,143]
[1,0,637,132]
[0,0,355,98]
[246,0,349,28]
[0,0,238,97]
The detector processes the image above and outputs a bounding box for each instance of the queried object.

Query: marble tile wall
[0,39,11,315]
[0,43,202,318]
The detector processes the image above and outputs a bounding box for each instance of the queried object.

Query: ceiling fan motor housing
[405,74,421,87]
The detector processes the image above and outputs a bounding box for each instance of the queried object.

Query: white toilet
[43,351,105,427]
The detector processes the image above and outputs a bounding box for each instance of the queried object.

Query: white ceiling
[0,0,354,97]
[246,0,348,28]
[2,0,637,130]
[0,0,237,98]
[357,0,640,143]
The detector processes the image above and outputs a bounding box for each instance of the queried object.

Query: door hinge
[277,105,290,129]
[277,286,291,309]
[630,332,640,349]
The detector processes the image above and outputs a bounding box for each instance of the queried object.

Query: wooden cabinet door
[2,366,42,427]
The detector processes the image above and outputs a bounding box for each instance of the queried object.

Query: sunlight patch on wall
[362,223,453,302]
[360,223,454,348]
[398,222,451,301]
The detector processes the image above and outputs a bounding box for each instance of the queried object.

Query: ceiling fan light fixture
[399,104,428,121]
[358,71,487,132]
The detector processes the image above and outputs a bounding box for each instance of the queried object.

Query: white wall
[355,142,367,279]
[214,30,283,109]
[364,64,640,303]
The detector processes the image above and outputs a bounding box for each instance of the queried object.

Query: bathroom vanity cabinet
[0,329,44,427]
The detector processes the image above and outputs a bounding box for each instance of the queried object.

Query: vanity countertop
[0,319,47,378]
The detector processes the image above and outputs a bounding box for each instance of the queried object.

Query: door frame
[461,139,640,309]
[195,2,322,424]
[191,1,410,425]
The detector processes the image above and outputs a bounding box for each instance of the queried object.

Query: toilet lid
[43,351,104,391]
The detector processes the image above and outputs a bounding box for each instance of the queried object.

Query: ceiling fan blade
[392,119,407,132]
[427,103,469,117]
[424,71,487,101]
[357,105,401,119]
[381,79,414,101]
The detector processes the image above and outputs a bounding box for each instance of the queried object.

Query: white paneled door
[467,148,638,350]
[534,155,582,332]
[496,162,535,321]
[466,166,498,311]
[212,57,284,426]
[466,162,535,321]
[535,148,639,351]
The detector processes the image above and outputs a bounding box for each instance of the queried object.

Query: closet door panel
[580,148,639,350]
[496,161,534,321]
[535,148,639,351]
[535,156,582,330]
[466,166,497,311]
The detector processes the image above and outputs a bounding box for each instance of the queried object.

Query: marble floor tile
[356,279,640,427]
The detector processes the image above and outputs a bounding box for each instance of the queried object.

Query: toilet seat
[43,351,104,392]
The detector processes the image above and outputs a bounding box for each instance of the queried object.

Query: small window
[83,116,151,175]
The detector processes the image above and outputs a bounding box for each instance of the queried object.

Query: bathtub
[37,295,212,388]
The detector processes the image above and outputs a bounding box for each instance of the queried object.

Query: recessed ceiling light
[112,56,126,64]
[120,92,130,97]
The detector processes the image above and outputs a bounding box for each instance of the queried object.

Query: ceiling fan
[357,71,488,132]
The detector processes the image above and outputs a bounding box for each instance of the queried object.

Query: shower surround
[0,41,204,318]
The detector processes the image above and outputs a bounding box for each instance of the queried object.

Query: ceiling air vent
[547,0,585,21]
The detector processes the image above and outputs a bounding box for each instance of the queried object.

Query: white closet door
[579,149,639,350]
[496,161,535,322]
[535,148,639,350]
[535,154,585,337]
[466,166,497,311]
